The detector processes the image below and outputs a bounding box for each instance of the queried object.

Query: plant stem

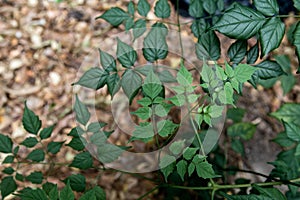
[137,185,159,200]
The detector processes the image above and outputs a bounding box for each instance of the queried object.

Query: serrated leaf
[1,176,17,199]
[231,139,245,155]
[67,137,85,151]
[284,121,300,142]
[191,19,207,38]
[121,69,142,100]
[107,73,120,97]
[3,167,14,175]
[96,7,129,26]
[79,186,106,200]
[212,3,266,39]
[176,160,187,181]
[2,155,14,164]
[196,31,221,61]
[208,104,224,118]
[154,0,170,18]
[26,171,43,184]
[293,22,300,73]
[133,123,154,139]
[0,134,13,153]
[142,70,163,99]
[125,17,134,31]
[49,185,58,200]
[15,173,24,182]
[21,137,38,148]
[131,107,152,120]
[260,17,285,56]
[203,0,216,14]
[252,60,286,83]
[99,50,116,72]
[87,122,107,133]
[97,143,123,163]
[234,63,257,83]
[189,0,204,18]
[26,149,45,162]
[39,125,54,140]
[137,97,152,106]
[228,122,256,140]
[169,140,185,155]
[74,95,90,126]
[42,182,56,195]
[137,0,150,16]
[177,65,193,86]
[70,151,93,169]
[63,174,86,192]
[188,162,195,176]
[117,38,137,68]
[158,70,176,83]
[143,27,168,62]
[227,108,246,122]
[60,181,75,200]
[133,19,147,39]
[253,185,286,200]
[253,0,279,16]
[183,147,198,160]
[228,40,247,64]
[247,42,259,64]
[22,102,42,135]
[47,141,64,154]
[195,160,217,179]
[73,67,109,90]
[17,188,48,200]
[281,74,295,95]
[272,132,295,147]
[127,1,135,15]
[271,104,300,126]
[157,120,178,137]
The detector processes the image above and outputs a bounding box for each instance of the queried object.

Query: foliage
[1,0,300,199]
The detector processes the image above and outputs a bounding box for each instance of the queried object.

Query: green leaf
[47,141,64,154]
[96,7,129,26]
[137,97,152,106]
[127,1,135,15]
[271,103,300,126]
[21,137,38,148]
[3,167,14,175]
[131,107,152,120]
[2,155,14,164]
[74,95,90,126]
[183,147,198,160]
[281,74,295,95]
[39,125,54,140]
[227,122,256,140]
[49,185,59,200]
[158,70,176,83]
[191,19,207,38]
[125,18,135,31]
[234,63,257,83]
[60,181,75,200]
[177,65,193,86]
[87,122,107,133]
[159,155,175,181]
[218,82,234,105]
[69,151,93,169]
[293,22,300,73]
[196,31,221,61]
[99,50,116,72]
[203,0,216,14]
[15,173,24,181]
[253,185,286,200]
[208,104,224,118]
[143,27,168,62]
[226,108,245,122]
[284,121,300,142]
[194,158,217,179]
[176,160,187,181]
[154,0,170,18]
[17,188,48,200]
[26,149,45,162]
[295,144,300,156]
[228,40,247,64]
[251,60,286,83]
[272,132,295,147]
[188,162,195,176]
[157,120,178,137]
[63,174,86,192]
[67,137,85,151]
[107,73,120,97]
[133,19,147,39]
[97,143,123,163]
[79,186,106,200]
[259,17,285,57]
[231,139,245,155]
[216,0,225,11]
[137,0,150,16]
[121,69,142,100]
[22,102,42,135]
[253,0,279,16]
[73,67,109,90]
[169,140,185,155]
[117,38,137,68]
[189,0,204,18]
[133,123,154,139]
[0,134,13,153]
[212,3,266,39]
[42,182,56,195]
[142,70,163,99]
[26,171,43,184]
[247,42,259,64]
[294,0,300,11]
[1,176,17,199]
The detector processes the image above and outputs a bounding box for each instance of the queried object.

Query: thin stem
[137,185,159,200]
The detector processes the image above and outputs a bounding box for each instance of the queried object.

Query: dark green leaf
[26,149,45,162]
[87,122,107,132]
[189,0,204,18]
[294,0,300,10]
[253,0,279,16]
[183,147,198,160]
[69,151,93,169]
[1,176,17,199]
[228,40,247,64]
[16,188,48,200]
[121,69,142,99]
[154,0,170,18]
[271,103,300,126]
[107,73,120,97]
[226,108,246,122]
[227,122,256,140]
[39,125,54,140]
[49,186,59,200]
[143,27,168,62]
[253,185,286,200]
[117,38,137,68]
[66,137,85,151]
[142,70,163,99]
[247,42,259,64]
[284,121,300,142]
[195,159,217,179]
[131,107,152,120]
[133,19,147,39]
[196,31,220,61]
[220,192,272,200]
[0,134,13,153]
[3,167,14,175]
[293,22,300,73]
[251,60,286,83]
[260,17,285,56]
[22,102,42,135]
[191,19,207,38]
[68,127,84,138]
[231,139,245,155]
[159,155,176,181]
[176,160,187,181]
[47,141,64,154]
[60,181,75,200]
[217,0,225,11]
[188,162,196,176]
[127,1,135,15]
[125,17,134,31]
[73,67,109,90]
[97,143,123,163]
[96,7,129,26]
[21,137,38,148]
[212,3,266,39]
[281,74,295,95]
[203,0,216,14]
[26,171,43,184]
[74,95,90,126]
[42,182,56,195]
[90,131,107,146]
[63,174,86,192]
[99,50,116,72]
[15,173,24,181]
[272,132,295,147]
[137,0,150,16]
[2,155,14,164]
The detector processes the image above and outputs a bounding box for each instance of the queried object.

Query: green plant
[1,0,300,199]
